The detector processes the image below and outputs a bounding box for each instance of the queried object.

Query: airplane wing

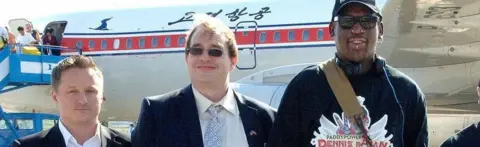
[378,0,480,68]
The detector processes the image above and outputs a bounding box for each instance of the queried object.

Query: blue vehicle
[0,106,59,147]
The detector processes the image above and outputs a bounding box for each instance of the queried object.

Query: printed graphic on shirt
[310,96,394,147]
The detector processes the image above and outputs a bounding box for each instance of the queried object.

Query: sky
[0,0,255,26]
[1,0,388,27]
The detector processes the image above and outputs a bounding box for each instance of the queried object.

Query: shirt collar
[58,120,101,145]
[192,85,237,116]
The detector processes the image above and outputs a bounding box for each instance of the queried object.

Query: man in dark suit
[132,14,276,147]
[12,55,131,147]
[440,80,480,146]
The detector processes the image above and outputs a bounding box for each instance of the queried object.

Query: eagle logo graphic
[89,17,113,31]
[310,96,394,147]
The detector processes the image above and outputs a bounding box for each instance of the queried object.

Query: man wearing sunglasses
[266,0,428,147]
[132,14,276,147]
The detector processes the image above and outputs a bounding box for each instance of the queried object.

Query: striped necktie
[203,105,223,147]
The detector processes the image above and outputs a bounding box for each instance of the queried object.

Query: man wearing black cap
[440,80,480,146]
[266,0,428,147]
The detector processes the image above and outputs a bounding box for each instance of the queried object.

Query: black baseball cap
[331,0,383,21]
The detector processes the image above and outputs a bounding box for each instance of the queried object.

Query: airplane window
[273,31,280,42]
[165,36,171,47]
[259,32,266,43]
[178,36,185,46]
[88,40,95,50]
[101,40,107,50]
[113,39,120,50]
[317,29,324,40]
[288,30,294,41]
[76,41,83,49]
[126,38,132,49]
[139,37,145,48]
[152,37,158,48]
[302,29,310,41]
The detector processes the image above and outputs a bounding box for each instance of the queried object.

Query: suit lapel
[43,124,66,147]
[178,85,204,147]
[235,91,259,147]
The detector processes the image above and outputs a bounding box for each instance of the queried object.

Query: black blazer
[11,124,131,147]
[132,85,277,147]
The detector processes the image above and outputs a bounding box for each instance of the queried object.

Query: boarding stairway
[0,44,71,94]
[0,44,75,146]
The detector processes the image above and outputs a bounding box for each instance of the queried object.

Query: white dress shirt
[192,86,249,147]
[58,120,102,147]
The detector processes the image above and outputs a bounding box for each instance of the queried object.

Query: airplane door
[234,21,258,70]
[8,18,34,37]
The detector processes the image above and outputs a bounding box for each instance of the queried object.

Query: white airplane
[1,0,480,141]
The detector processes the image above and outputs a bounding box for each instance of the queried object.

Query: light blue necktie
[203,105,223,147]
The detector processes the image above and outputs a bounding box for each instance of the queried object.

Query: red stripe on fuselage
[61,26,332,52]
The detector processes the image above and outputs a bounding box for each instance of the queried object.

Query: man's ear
[51,90,59,104]
[232,56,238,65]
[329,21,335,37]
[185,51,189,63]
[378,22,384,41]
[230,56,238,71]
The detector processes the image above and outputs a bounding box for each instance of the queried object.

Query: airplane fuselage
[2,0,480,122]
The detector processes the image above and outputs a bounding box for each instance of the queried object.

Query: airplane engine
[231,62,319,109]
[230,83,287,109]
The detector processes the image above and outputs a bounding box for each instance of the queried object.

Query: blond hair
[185,13,238,58]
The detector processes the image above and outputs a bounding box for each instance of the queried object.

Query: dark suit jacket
[440,121,480,147]
[11,124,131,147]
[132,85,277,147]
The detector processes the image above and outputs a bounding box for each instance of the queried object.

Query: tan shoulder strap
[318,58,373,146]
[318,58,364,120]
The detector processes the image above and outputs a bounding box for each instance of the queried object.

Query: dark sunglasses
[187,47,223,57]
[335,15,380,29]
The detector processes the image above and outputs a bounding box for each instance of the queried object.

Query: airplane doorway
[43,21,68,45]
[234,21,258,70]
[8,18,34,38]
